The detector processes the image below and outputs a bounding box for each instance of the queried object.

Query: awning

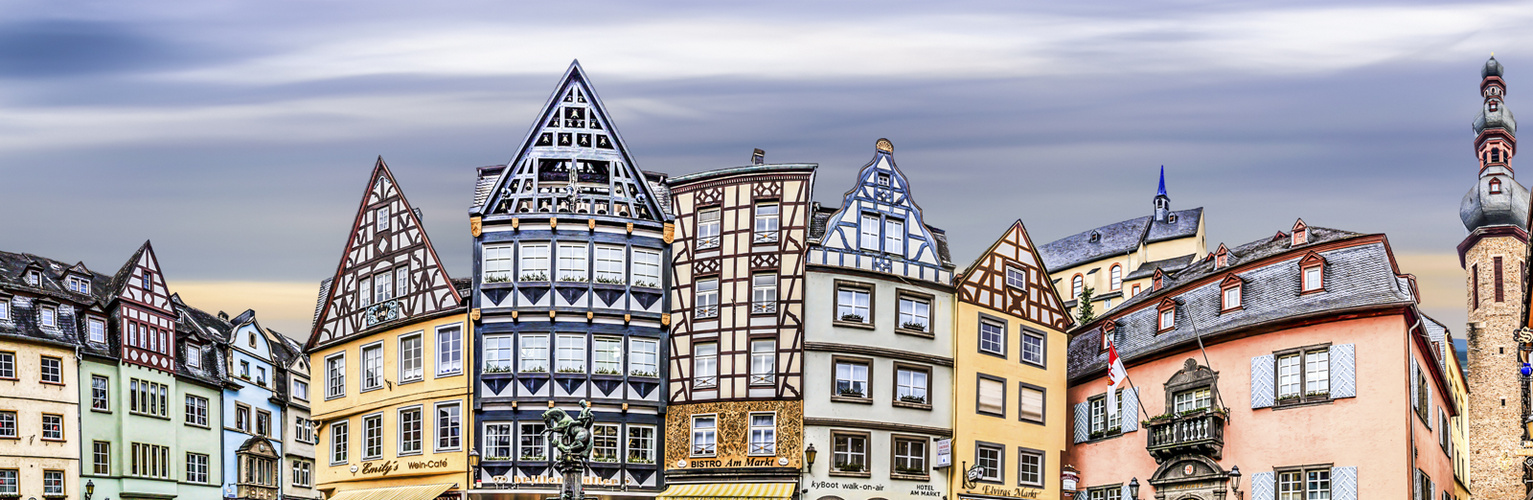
[328,483,456,500]
[657,482,796,500]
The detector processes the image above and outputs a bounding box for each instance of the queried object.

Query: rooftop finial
[876,138,893,153]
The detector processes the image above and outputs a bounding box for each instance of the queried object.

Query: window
[978,375,1006,417]
[592,424,620,462]
[1492,177,1505,194]
[257,366,267,386]
[1305,350,1330,396]
[437,325,463,376]
[752,274,778,314]
[362,414,383,460]
[980,319,1006,356]
[187,453,209,483]
[1158,304,1176,332]
[483,245,515,282]
[1278,468,1330,500]
[1173,388,1212,413]
[294,380,309,401]
[898,294,930,333]
[396,266,409,297]
[236,404,251,432]
[240,360,251,379]
[25,270,39,286]
[1017,449,1044,487]
[399,333,423,382]
[893,436,927,477]
[484,423,513,460]
[94,441,111,474]
[186,345,201,368]
[42,413,63,440]
[131,379,169,417]
[1021,329,1045,366]
[1071,275,1083,299]
[256,410,271,436]
[695,278,719,319]
[876,172,891,186]
[362,343,384,390]
[92,375,110,411]
[291,460,311,488]
[359,277,371,307]
[1496,255,1506,302]
[755,203,780,243]
[1131,284,1141,296]
[691,415,717,456]
[836,285,871,324]
[1109,265,1122,290]
[975,443,1003,483]
[750,340,776,386]
[518,335,547,373]
[40,355,61,383]
[295,418,314,443]
[698,208,722,249]
[376,206,390,231]
[1089,393,1123,435]
[0,411,12,438]
[630,339,659,377]
[1222,281,1242,311]
[749,413,776,455]
[473,335,509,374]
[330,421,349,464]
[374,270,393,303]
[1440,409,1451,452]
[593,337,622,375]
[895,365,929,405]
[399,407,423,455]
[0,300,7,321]
[182,395,210,428]
[0,470,13,494]
[520,243,550,280]
[860,213,881,250]
[627,425,656,464]
[558,243,588,282]
[1277,347,1330,402]
[0,352,11,379]
[326,353,346,398]
[833,431,870,475]
[556,334,585,373]
[885,218,905,255]
[519,422,548,460]
[43,470,64,496]
[436,403,461,452]
[693,343,718,389]
[835,359,870,399]
[594,245,625,283]
[1007,266,1028,289]
[632,249,661,288]
[1019,384,1045,424]
[89,318,105,343]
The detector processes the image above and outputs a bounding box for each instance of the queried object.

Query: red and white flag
[1106,337,1127,417]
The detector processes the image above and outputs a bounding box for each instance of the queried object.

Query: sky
[0,0,1525,338]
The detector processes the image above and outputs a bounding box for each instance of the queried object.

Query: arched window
[1071,275,1084,299]
[1109,265,1122,291]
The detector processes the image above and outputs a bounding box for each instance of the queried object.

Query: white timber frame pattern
[956,221,1072,331]
[808,140,952,284]
[307,158,462,351]
[115,242,178,371]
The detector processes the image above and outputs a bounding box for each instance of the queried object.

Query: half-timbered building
[466,61,671,499]
[801,139,956,500]
[661,152,815,494]
[308,159,473,500]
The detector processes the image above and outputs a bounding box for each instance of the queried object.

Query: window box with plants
[631,280,661,290]
[592,367,623,378]
[629,370,658,379]
[627,455,656,465]
[838,387,866,398]
[483,274,515,286]
[556,367,587,375]
[557,275,589,284]
[520,454,547,462]
[831,461,870,477]
[1089,426,1121,440]
[482,365,516,378]
[894,394,931,409]
[519,273,549,284]
[896,321,929,336]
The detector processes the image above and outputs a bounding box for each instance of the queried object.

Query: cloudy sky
[0,0,1523,338]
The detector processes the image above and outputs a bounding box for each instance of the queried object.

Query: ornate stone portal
[1146,360,1230,500]
[544,400,597,500]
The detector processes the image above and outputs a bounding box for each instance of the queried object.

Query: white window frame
[557,243,588,282]
[898,295,930,332]
[0,411,17,438]
[482,245,515,282]
[40,305,56,328]
[632,249,661,288]
[92,374,110,412]
[979,320,1006,356]
[40,355,61,384]
[399,332,423,382]
[187,452,209,484]
[691,415,717,457]
[593,337,623,375]
[594,245,625,284]
[976,444,1003,482]
[748,412,776,456]
[88,318,106,343]
[835,360,869,398]
[754,202,780,244]
[376,206,390,231]
[361,342,384,392]
[362,413,384,460]
[0,299,8,321]
[697,208,722,249]
[519,422,548,461]
[185,394,209,427]
[860,213,880,250]
[294,380,308,401]
[0,352,11,379]
[885,217,905,255]
[435,402,461,452]
[752,273,778,314]
[330,421,349,465]
[750,340,776,386]
[1017,449,1044,487]
[374,269,393,303]
[592,423,621,463]
[556,334,586,373]
[518,334,548,373]
[396,266,409,297]
[398,406,423,456]
[1020,329,1045,366]
[693,343,718,389]
[629,339,659,378]
[896,366,928,403]
[1223,285,1242,310]
[483,423,513,460]
[626,425,656,464]
[695,278,719,319]
[325,352,346,399]
[359,276,371,307]
[437,324,463,376]
[836,286,870,324]
[482,335,513,373]
[520,243,551,281]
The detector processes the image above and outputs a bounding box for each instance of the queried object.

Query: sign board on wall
[934,439,952,468]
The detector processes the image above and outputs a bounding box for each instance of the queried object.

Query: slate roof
[1067,226,1414,381]
[0,250,115,352]
[665,163,816,185]
[105,243,149,302]
[172,293,230,386]
[644,171,673,219]
[1124,254,1199,280]
[311,277,333,328]
[471,165,506,212]
[1038,208,1203,271]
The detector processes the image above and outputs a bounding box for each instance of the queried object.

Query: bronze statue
[543,400,595,500]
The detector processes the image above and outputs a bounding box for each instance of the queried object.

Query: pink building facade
[1064,223,1457,500]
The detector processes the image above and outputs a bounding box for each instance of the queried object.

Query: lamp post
[469,448,481,489]
[84,480,94,500]
[804,443,817,472]
[1228,466,1243,500]
[1129,478,1140,500]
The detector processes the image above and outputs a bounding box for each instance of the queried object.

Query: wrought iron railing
[695,305,719,319]
[752,301,776,314]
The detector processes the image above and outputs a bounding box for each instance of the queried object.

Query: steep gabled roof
[956,220,1073,330]
[1038,208,1203,271]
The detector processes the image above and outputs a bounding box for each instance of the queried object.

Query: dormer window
[1131,284,1141,297]
[1099,322,1116,353]
[186,346,201,369]
[67,276,90,294]
[1220,275,1243,312]
[1152,270,1164,291]
[26,270,40,286]
[1291,219,1308,246]
[1491,178,1504,194]
[1088,231,1101,243]
[1300,252,1326,293]
[1214,244,1229,269]
[1157,299,1176,332]
[40,305,57,328]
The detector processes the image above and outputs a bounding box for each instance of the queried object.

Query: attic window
[376,206,391,231]
[1491,178,1504,194]
[26,270,40,286]
[1220,275,1243,312]
[876,173,890,186]
[187,346,201,369]
[1291,220,1308,246]
[68,276,90,295]
[1214,246,1228,269]
[141,273,152,290]
[1167,214,1178,223]
[1152,271,1164,291]
[1088,231,1101,243]
[1157,299,1177,332]
[1099,323,1116,352]
[1300,252,1326,293]
[249,332,257,348]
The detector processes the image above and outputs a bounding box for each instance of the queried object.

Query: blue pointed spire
[1156,165,1167,197]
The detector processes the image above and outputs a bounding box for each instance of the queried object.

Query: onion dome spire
[1462,55,1529,231]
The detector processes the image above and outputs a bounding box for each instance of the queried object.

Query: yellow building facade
[0,339,81,499]
[950,222,1072,500]
[1426,317,1472,499]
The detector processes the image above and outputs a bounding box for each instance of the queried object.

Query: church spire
[1461,56,1529,232]
[1154,165,1171,223]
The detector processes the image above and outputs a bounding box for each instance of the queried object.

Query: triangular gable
[307,158,463,350]
[807,139,952,284]
[1291,218,1309,246]
[1219,273,1242,288]
[955,220,1072,330]
[476,61,665,222]
[113,241,173,315]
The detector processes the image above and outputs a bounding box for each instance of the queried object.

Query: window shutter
[1410,358,1420,411]
[1330,344,1356,399]
[1413,469,1422,500]
[1074,402,1089,443]
[1120,483,1132,500]
[1251,355,1275,408]
[1331,466,1357,500]
[1250,472,1275,500]
[1121,388,1140,432]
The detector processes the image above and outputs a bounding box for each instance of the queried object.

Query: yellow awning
[328,483,456,500]
[657,482,796,500]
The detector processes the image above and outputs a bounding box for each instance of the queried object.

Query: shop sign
[489,473,624,487]
[934,439,952,468]
[352,458,452,476]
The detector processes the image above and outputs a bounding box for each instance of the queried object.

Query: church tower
[1462,55,1532,499]
[1153,165,1171,223]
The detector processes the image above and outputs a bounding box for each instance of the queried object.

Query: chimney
[413,207,423,220]
[751,149,765,165]
[218,311,228,321]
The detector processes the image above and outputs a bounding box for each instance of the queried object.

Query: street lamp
[469,448,481,488]
[804,443,817,471]
[84,480,95,500]
[1229,466,1243,500]
[1129,478,1139,499]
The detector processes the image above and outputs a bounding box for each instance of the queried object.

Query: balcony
[1146,409,1225,462]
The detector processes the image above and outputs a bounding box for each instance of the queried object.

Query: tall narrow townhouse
[661,151,816,498]
[168,295,231,500]
[308,158,472,500]
[801,139,956,500]
[272,333,320,500]
[467,61,671,500]
[221,311,287,500]
[949,222,1073,500]
[1421,317,1471,499]
[0,251,94,499]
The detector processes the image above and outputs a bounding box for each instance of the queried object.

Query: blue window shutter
[1410,358,1420,411]
[1251,472,1275,500]
[1121,387,1140,432]
[1120,484,1131,500]
[1330,344,1356,398]
[1074,402,1089,443]
[1251,355,1275,408]
[1331,466,1357,500]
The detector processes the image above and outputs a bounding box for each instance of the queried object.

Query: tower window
[1491,178,1503,194]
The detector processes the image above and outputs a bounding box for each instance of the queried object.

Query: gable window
[482,245,514,282]
[834,358,871,400]
[978,375,1006,417]
[632,249,661,288]
[1071,275,1084,299]
[836,283,872,324]
[1007,266,1028,289]
[885,218,905,255]
[895,364,930,406]
[517,335,547,373]
[1019,384,1045,424]
[893,436,928,478]
[557,243,588,282]
[898,293,930,333]
[693,342,718,389]
[1276,345,1330,403]
[362,343,384,391]
[979,319,1006,356]
[1109,265,1122,291]
[1157,300,1176,332]
[750,340,776,386]
[141,272,152,290]
[754,202,780,244]
[749,412,776,455]
[519,243,550,281]
[359,277,371,306]
[629,339,659,378]
[832,431,870,476]
[697,208,722,249]
[395,266,409,296]
[860,213,881,251]
[40,355,62,384]
[1017,449,1045,487]
[594,246,624,284]
[399,333,423,382]
[695,278,719,319]
[876,173,891,186]
[437,325,462,376]
[326,353,345,399]
[556,334,585,373]
[691,415,717,456]
[1020,328,1045,366]
[593,337,622,375]
[752,274,778,314]
[975,443,1003,483]
[1221,275,1243,311]
[330,421,349,465]
[373,270,393,304]
[376,206,390,231]
[293,380,307,400]
[92,375,110,411]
